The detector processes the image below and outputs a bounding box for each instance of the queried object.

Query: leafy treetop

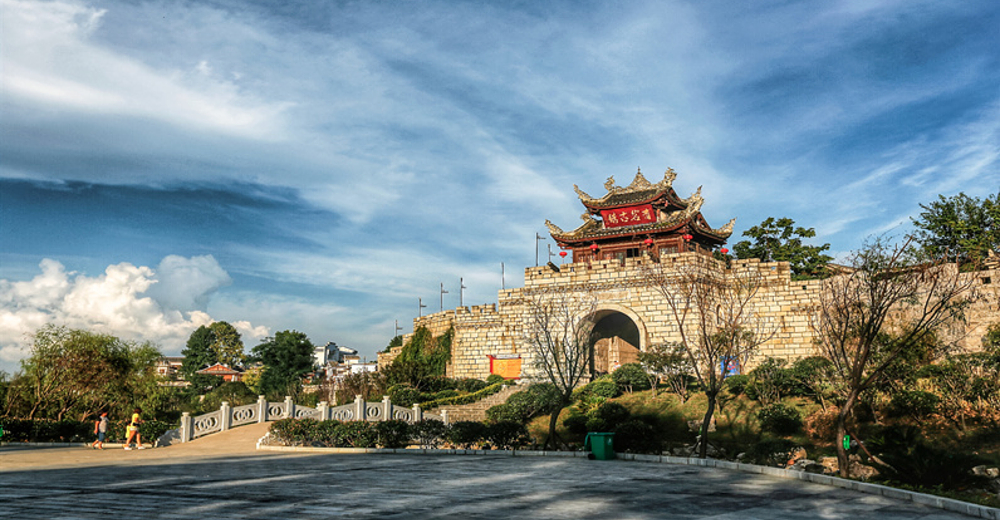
[251,330,315,398]
[911,191,999,269]
[732,217,833,279]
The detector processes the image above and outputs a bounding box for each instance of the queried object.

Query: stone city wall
[388,251,999,381]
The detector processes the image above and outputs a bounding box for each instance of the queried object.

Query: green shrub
[25,419,93,443]
[486,374,506,386]
[313,420,342,447]
[757,403,802,435]
[612,363,651,393]
[887,390,940,418]
[744,438,796,466]
[448,421,487,448]
[486,383,561,424]
[724,374,750,396]
[432,390,460,400]
[746,358,793,405]
[868,425,988,490]
[388,385,424,407]
[586,402,631,432]
[0,418,32,442]
[584,378,621,399]
[614,419,661,454]
[336,421,378,448]
[269,418,313,445]
[421,377,459,393]
[787,356,835,398]
[375,420,411,448]
[456,378,489,393]
[418,383,504,409]
[411,420,448,448]
[486,421,528,450]
[563,414,589,436]
[485,403,522,423]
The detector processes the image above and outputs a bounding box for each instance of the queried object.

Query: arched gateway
[587,305,647,375]
[382,166,1000,381]
[383,167,742,381]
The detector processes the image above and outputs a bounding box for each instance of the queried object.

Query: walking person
[90,412,109,449]
[124,408,145,450]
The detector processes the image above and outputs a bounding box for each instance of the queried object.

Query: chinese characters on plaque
[488,354,522,379]
[600,204,656,229]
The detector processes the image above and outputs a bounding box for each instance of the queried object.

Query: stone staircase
[428,384,525,423]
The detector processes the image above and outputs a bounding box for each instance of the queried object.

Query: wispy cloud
[1,0,997,370]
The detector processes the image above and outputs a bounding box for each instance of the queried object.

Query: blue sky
[1,0,998,374]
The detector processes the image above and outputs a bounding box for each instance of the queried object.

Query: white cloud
[0,256,267,373]
[145,255,232,311]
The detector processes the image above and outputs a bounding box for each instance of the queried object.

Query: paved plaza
[0,425,986,519]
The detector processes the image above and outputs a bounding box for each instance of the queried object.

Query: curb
[255,444,1000,519]
[0,442,148,449]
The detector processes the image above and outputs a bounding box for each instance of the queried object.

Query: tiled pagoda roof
[574,168,681,210]
[547,168,736,244]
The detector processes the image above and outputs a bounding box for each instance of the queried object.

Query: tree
[733,217,833,279]
[813,236,978,477]
[911,191,999,269]
[252,330,316,397]
[522,292,599,450]
[637,342,692,400]
[180,321,246,391]
[4,325,162,421]
[383,335,403,353]
[181,325,217,389]
[643,255,775,458]
[209,321,246,368]
[384,326,451,389]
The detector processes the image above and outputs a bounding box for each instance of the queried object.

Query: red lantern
[559,251,567,258]
[644,238,653,246]
[720,248,729,254]
[590,244,599,251]
[683,234,693,241]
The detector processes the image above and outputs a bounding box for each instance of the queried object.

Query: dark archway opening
[589,311,640,376]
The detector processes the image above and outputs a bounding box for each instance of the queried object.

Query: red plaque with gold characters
[488,354,522,379]
[600,204,656,228]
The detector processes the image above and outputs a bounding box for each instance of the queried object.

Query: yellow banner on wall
[489,355,522,379]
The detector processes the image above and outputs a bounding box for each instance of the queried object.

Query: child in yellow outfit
[124,408,144,450]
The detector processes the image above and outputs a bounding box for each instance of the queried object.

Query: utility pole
[440,282,448,311]
[501,262,505,290]
[535,233,546,266]
[394,319,402,339]
[460,277,467,307]
[418,297,427,317]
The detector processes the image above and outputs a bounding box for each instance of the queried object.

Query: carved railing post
[284,396,295,419]
[257,395,267,423]
[355,395,365,422]
[412,404,422,423]
[220,401,232,431]
[382,396,392,421]
[180,412,192,443]
[318,401,329,421]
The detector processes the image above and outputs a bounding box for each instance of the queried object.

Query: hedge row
[0,418,173,443]
[268,417,528,450]
[418,382,505,409]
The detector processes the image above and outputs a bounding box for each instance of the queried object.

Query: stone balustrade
[158,395,445,446]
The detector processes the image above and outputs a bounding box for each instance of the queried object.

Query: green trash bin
[584,432,615,460]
